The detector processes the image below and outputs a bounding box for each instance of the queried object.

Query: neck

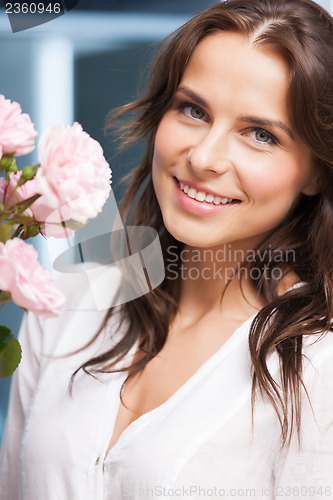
[170,242,267,324]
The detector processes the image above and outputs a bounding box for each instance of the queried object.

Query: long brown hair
[71,0,333,447]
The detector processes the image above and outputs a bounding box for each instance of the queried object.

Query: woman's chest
[21,314,279,500]
[106,314,250,453]
[21,334,280,499]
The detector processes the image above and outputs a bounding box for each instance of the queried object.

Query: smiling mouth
[178,180,239,205]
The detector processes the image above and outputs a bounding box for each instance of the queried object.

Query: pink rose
[0,95,37,157]
[36,122,111,225]
[0,238,65,315]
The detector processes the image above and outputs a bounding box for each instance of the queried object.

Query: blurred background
[0,0,332,442]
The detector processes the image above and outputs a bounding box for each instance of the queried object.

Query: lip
[176,177,239,201]
[173,177,241,216]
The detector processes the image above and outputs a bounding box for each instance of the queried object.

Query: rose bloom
[0,238,65,315]
[0,95,37,157]
[36,122,112,225]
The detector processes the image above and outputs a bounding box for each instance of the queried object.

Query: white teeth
[195,191,206,202]
[179,181,235,205]
[205,193,214,203]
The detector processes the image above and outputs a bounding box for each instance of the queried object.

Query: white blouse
[1,268,333,500]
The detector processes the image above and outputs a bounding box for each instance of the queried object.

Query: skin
[106,32,321,456]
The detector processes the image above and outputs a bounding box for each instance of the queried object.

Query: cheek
[153,117,175,168]
[239,156,306,202]
[153,113,187,173]
[152,118,176,203]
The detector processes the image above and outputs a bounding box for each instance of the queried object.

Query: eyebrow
[176,86,209,109]
[176,85,295,141]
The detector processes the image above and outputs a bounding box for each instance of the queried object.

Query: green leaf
[0,326,22,377]
[0,326,12,351]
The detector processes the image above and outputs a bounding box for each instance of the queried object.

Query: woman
[1,0,333,498]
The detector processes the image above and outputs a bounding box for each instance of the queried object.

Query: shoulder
[300,330,333,401]
[302,329,333,379]
[300,331,333,432]
[273,331,333,486]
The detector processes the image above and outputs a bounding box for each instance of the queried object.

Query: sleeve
[273,336,333,500]
[0,311,44,500]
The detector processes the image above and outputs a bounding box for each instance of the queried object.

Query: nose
[188,125,232,176]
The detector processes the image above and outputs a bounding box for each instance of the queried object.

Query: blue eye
[189,107,205,120]
[255,130,270,143]
[250,128,278,146]
[176,101,207,121]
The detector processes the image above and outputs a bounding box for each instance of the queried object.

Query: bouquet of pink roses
[0,94,111,377]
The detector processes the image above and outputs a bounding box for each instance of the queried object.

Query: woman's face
[152,32,319,250]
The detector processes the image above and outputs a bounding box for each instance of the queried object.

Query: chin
[163,221,190,246]
[163,221,215,248]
